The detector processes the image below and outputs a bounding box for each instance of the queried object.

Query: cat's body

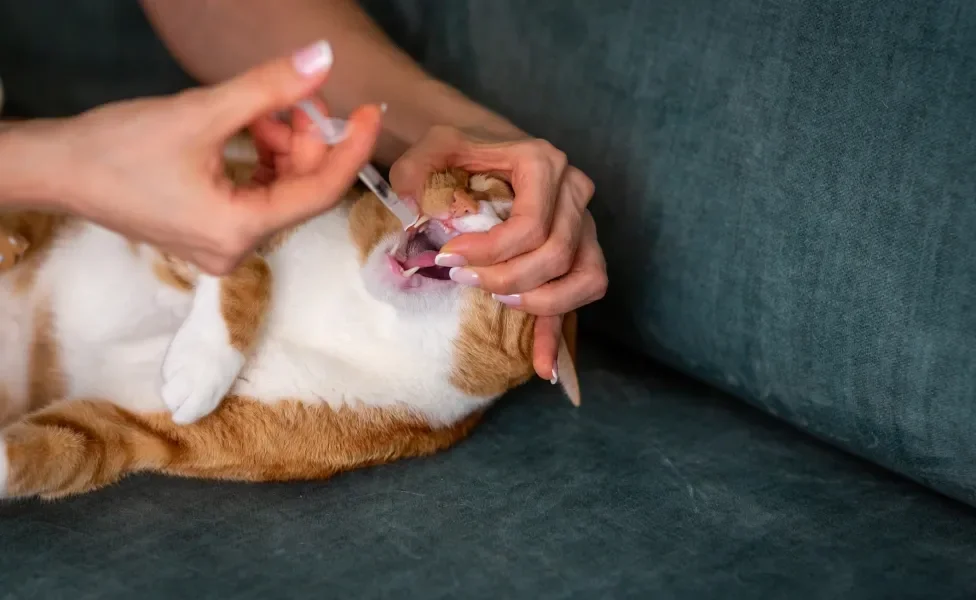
[0,147,579,500]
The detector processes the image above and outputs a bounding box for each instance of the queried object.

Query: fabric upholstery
[359,0,976,505]
[3,345,976,599]
[0,1,974,596]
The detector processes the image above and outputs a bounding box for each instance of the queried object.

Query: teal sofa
[1,0,975,597]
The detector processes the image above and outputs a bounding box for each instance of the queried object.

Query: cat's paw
[160,321,244,425]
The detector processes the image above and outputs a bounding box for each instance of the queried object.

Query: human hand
[389,126,608,381]
[36,40,382,274]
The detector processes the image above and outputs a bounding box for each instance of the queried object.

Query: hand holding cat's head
[349,169,580,405]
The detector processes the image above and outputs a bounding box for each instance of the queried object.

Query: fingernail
[550,367,559,385]
[293,40,333,76]
[449,267,480,287]
[435,253,467,268]
[492,293,521,307]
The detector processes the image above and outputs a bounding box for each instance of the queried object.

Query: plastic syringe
[296,100,421,230]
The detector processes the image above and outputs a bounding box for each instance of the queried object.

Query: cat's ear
[555,311,581,406]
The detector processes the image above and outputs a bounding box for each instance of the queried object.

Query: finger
[461,186,584,295]
[533,315,562,381]
[289,96,331,175]
[388,125,471,199]
[205,40,334,137]
[441,144,568,265]
[234,104,382,234]
[495,217,608,316]
[249,114,293,156]
[185,249,244,277]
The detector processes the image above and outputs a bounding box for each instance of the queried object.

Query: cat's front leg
[160,255,271,424]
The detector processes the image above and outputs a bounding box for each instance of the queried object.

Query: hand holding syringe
[296,101,427,232]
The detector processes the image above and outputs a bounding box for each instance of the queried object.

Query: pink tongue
[402,251,438,269]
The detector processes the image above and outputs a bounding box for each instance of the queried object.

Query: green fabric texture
[362,0,976,505]
[4,346,976,599]
[0,0,975,597]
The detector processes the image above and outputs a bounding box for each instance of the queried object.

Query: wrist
[373,77,525,165]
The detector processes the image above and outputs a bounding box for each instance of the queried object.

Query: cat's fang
[389,236,403,256]
[402,266,421,278]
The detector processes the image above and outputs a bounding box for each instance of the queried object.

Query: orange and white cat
[0,137,580,500]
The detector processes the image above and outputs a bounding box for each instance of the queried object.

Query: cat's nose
[450,190,480,217]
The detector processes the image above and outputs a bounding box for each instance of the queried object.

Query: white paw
[161,323,244,425]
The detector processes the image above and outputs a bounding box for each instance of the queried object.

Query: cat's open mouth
[386,223,454,281]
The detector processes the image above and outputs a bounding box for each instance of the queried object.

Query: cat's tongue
[402,251,438,270]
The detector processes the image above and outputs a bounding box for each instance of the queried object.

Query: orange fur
[0,385,11,426]
[451,190,480,217]
[0,166,583,499]
[27,302,64,416]
[2,396,482,499]
[348,187,403,262]
[0,227,29,273]
[423,168,472,216]
[451,288,537,397]
[0,212,73,293]
[220,255,272,353]
[152,253,195,292]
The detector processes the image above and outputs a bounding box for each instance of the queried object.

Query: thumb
[205,40,334,136]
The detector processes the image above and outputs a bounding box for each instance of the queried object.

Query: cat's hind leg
[0,396,484,500]
[0,397,175,499]
[160,255,271,424]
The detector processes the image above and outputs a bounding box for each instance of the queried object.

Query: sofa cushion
[2,344,975,599]
[1,0,974,508]
[362,0,976,506]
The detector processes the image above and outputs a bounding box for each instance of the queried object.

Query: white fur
[0,200,504,429]
[161,274,245,424]
[39,226,189,415]
[232,204,484,426]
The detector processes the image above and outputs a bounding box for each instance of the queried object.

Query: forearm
[140,0,523,165]
[0,122,73,211]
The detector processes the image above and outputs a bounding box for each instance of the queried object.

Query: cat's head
[347,169,580,405]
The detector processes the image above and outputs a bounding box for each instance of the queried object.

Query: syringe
[296,100,422,230]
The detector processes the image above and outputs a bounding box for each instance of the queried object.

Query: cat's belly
[42,225,193,414]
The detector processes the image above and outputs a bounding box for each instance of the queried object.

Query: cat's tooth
[402,266,420,278]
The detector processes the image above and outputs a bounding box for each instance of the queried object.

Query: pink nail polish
[293,40,333,76]
[492,293,521,307]
[449,267,480,287]
[435,253,467,268]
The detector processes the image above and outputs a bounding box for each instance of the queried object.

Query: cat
[0,134,581,500]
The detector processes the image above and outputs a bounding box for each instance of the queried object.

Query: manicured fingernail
[449,267,480,287]
[492,293,521,307]
[293,40,333,76]
[435,253,467,268]
[550,367,559,385]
